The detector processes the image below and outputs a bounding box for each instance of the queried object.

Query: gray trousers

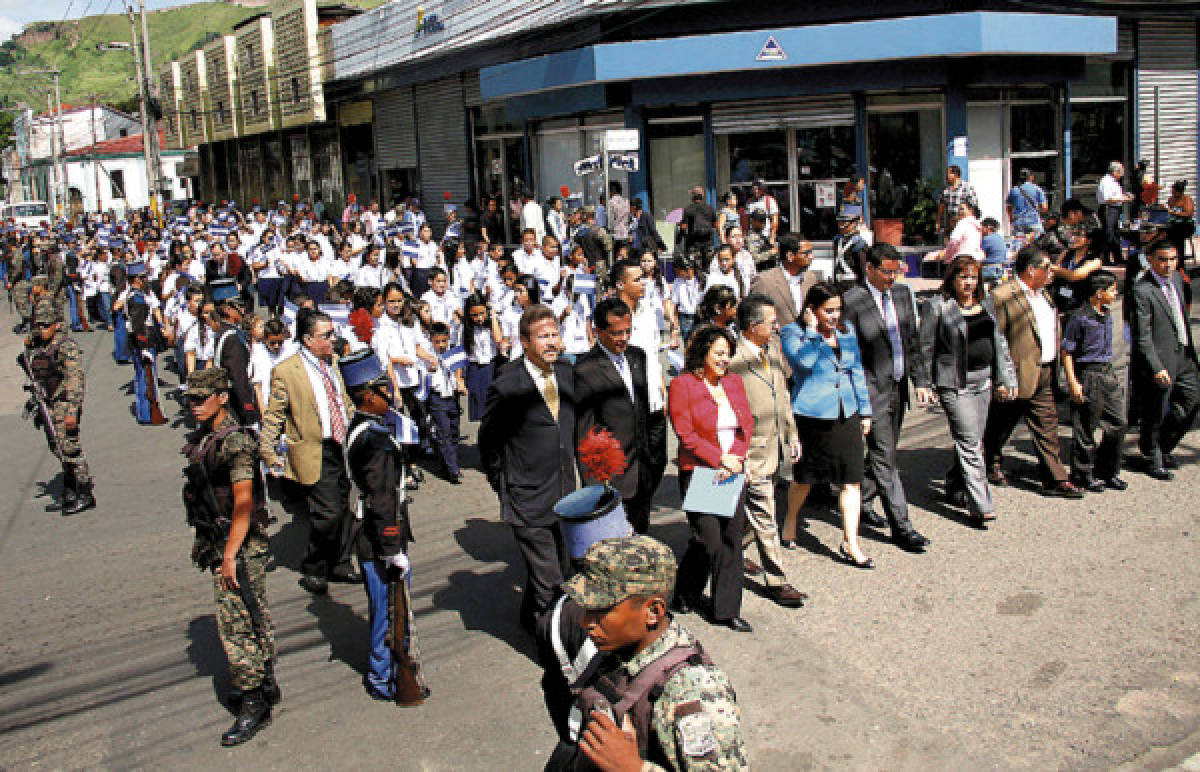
[863,384,914,534]
[938,369,994,517]
[741,474,789,589]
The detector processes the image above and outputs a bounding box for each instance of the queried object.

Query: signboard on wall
[814,181,837,208]
[605,129,639,152]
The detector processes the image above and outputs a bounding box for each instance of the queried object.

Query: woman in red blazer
[668,324,755,633]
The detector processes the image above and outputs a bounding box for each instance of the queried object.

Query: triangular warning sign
[756,36,787,62]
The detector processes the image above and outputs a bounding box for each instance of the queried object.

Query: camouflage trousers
[213,530,275,691]
[48,401,91,487]
[12,279,31,321]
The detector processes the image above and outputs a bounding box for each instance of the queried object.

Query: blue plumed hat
[338,349,387,390]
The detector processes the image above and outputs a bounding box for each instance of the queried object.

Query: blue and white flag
[572,273,596,297]
[414,371,430,401]
[385,408,420,445]
[401,242,419,265]
[440,346,468,373]
[281,299,299,326]
[318,303,350,326]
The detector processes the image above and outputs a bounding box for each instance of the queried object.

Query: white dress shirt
[299,347,343,440]
[1096,174,1125,206]
[1017,278,1058,364]
[600,342,636,402]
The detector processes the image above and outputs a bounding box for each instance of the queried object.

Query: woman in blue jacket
[779,280,875,568]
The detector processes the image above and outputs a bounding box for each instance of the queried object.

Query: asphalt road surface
[1,300,1199,770]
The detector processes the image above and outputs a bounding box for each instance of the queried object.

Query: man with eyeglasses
[983,246,1085,498]
[842,244,935,551]
[749,234,816,332]
[260,309,360,595]
[21,295,95,514]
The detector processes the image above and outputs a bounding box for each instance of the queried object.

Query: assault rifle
[17,350,63,460]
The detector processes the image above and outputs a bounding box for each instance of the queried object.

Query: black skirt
[793,412,865,485]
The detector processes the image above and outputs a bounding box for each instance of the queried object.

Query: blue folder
[682,468,746,518]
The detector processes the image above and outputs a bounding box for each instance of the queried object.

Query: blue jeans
[66,285,82,330]
[361,558,394,698]
[113,311,131,363]
[96,292,112,327]
[132,352,154,422]
[428,393,461,476]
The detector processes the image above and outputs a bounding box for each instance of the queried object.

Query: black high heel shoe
[837,543,875,570]
[780,537,799,550]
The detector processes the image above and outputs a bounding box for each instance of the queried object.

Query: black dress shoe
[1073,476,1107,493]
[892,530,930,552]
[987,466,1008,486]
[1163,454,1180,470]
[220,687,271,746]
[329,568,363,584]
[670,594,696,615]
[721,616,753,633]
[1147,466,1175,481]
[1105,476,1129,491]
[63,487,96,516]
[861,508,887,528]
[298,574,329,594]
[780,538,799,551]
[837,544,876,569]
[1044,481,1085,499]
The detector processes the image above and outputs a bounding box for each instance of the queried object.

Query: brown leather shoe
[769,584,808,608]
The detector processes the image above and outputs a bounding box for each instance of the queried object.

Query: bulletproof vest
[181,423,268,568]
[566,641,713,767]
[29,342,63,401]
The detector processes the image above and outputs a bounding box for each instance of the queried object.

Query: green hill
[0,0,382,117]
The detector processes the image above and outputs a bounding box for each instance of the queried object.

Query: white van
[1,201,51,229]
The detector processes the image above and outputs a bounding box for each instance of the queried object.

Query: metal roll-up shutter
[711,95,855,133]
[374,88,417,170]
[463,71,482,108]
[1137,20,1198,195]
[416,75,469,233]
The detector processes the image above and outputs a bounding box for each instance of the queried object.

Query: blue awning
[481,12,1117,100]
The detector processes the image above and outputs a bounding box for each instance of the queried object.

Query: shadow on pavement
[0,662,51,689]
[185,615,236,714]
[307,592,369,676]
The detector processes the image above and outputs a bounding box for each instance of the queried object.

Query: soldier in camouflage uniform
[44,245,67,327]
[182,367,279,747]
[24,295,94,515]
[9,244,32,333]
[546,535,748,771]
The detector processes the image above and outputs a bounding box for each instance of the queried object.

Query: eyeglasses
[873,268,901,277]
[186,394,212,405]
[312,330,335,340]
[798,250,813,256]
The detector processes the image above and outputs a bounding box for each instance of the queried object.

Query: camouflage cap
[32,296,59,326]
[562,535,677,611]
[186,366,231,399]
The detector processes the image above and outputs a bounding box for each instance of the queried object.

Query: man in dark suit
[479,304,577,631]
[841,244,934,552]
[1131,240,1200,479]
[628,198,665,254]
[574,297,656,533]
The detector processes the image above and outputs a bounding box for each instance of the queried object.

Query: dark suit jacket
[630,212,665,252]
[841,283,930,411]
[919,294,1017,391]
[478,357,577,528]
[1132,270,1198,379]
[574,343,651,500]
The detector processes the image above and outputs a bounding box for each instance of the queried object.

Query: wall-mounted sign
[756,36,787,62]
[574,155,602,176]
[814,181,837,209]
[414,5,446,39]
[610,153,639,173]
[605,129,639,152]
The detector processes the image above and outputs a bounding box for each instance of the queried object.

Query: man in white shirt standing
[1096,161,1132,266]
[519,189,546,244]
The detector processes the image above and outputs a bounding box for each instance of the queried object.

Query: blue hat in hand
[209,278,240,304]
[338,349,387,390]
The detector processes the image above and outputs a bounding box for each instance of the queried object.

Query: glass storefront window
[728,131,788,184]
[648,120,705,250]
[868,109,943,245]
[583,129,628,210]
[796,125,856,240]
[1070,102,1126,190]
[536,131,581,210]
[1010,104,1055,154]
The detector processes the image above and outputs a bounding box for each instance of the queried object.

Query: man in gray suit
[841,244,934,553]
[1131,240,1200,479]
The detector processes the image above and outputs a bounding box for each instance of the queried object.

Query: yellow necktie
[761,349,770,374]
[542,370,559,421]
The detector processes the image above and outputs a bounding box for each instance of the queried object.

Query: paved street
[1,299,1199,770]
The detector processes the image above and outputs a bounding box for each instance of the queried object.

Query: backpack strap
[612,642,712,743]
[549,596,599,687]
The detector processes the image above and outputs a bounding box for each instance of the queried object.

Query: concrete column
[945,81,969,179]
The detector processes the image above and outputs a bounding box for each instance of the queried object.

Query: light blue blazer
[781,321,873,420]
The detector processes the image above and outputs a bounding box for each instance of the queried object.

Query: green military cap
[562,535,677,611]
[186,366,231,399]
[31,275,48,289]
[32,296,59,326]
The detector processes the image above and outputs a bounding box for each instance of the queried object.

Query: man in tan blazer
[982,246,1084,499]
[260,309,359,594]
[748,235,817,377]
[729,294,807,608]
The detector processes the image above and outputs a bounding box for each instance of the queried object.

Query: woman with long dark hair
[461,291,503,421]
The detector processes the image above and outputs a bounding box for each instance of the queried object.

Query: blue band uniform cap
[338,349,388,390]
[125,261,147,277]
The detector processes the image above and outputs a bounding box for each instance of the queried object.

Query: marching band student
[512,228,542,276]
[461,291,502,421]
[184,296,217,374]
[412,223,441,297]
[252,230,284,313]
[474,241,504,297]
[427,321,467,483]
[554,275,594,363]
[671,255,701,344]
[705,243,745,300]
[449,240,475,299]
[89,248,114,329]
[421,267,464,342]
[297,240,331,304]
[638,248,675,337]
[531,234,564,289]
[500,274,540,361]
[249,317,296,415]
[355,244,390,291]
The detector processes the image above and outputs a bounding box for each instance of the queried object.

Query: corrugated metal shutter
[711,95,855,133]
[1117,19,1135,60]
[416,75,469,233]
[374,88,417,170]
[1137,20,1198,197]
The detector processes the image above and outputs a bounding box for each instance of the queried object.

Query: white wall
[28,108,142,161]
[65,153,192,213]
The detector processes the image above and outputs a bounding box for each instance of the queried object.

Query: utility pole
[138,0,162,224]
[127,1,161,224]
[53,69,66,217]
[46,94,61,214]
[90,93,101,215]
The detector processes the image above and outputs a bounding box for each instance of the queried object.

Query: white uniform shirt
[1096,174,1125,207]
[671,277,700,315]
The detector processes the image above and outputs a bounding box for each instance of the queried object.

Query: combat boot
[60,469,78,513]
[63,482,95,516]
[220,686,271,746]
[262,660,282,705]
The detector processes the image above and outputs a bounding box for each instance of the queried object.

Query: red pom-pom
[443,191,452,200]
[559,185,570,197]
[577,427,627,485]
[348,308,375,344]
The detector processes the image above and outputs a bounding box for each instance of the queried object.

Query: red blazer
[668,372,754,472]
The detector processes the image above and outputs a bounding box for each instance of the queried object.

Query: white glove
[383,552,410,577]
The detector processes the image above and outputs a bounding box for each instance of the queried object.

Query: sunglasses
[186,393,213,405]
